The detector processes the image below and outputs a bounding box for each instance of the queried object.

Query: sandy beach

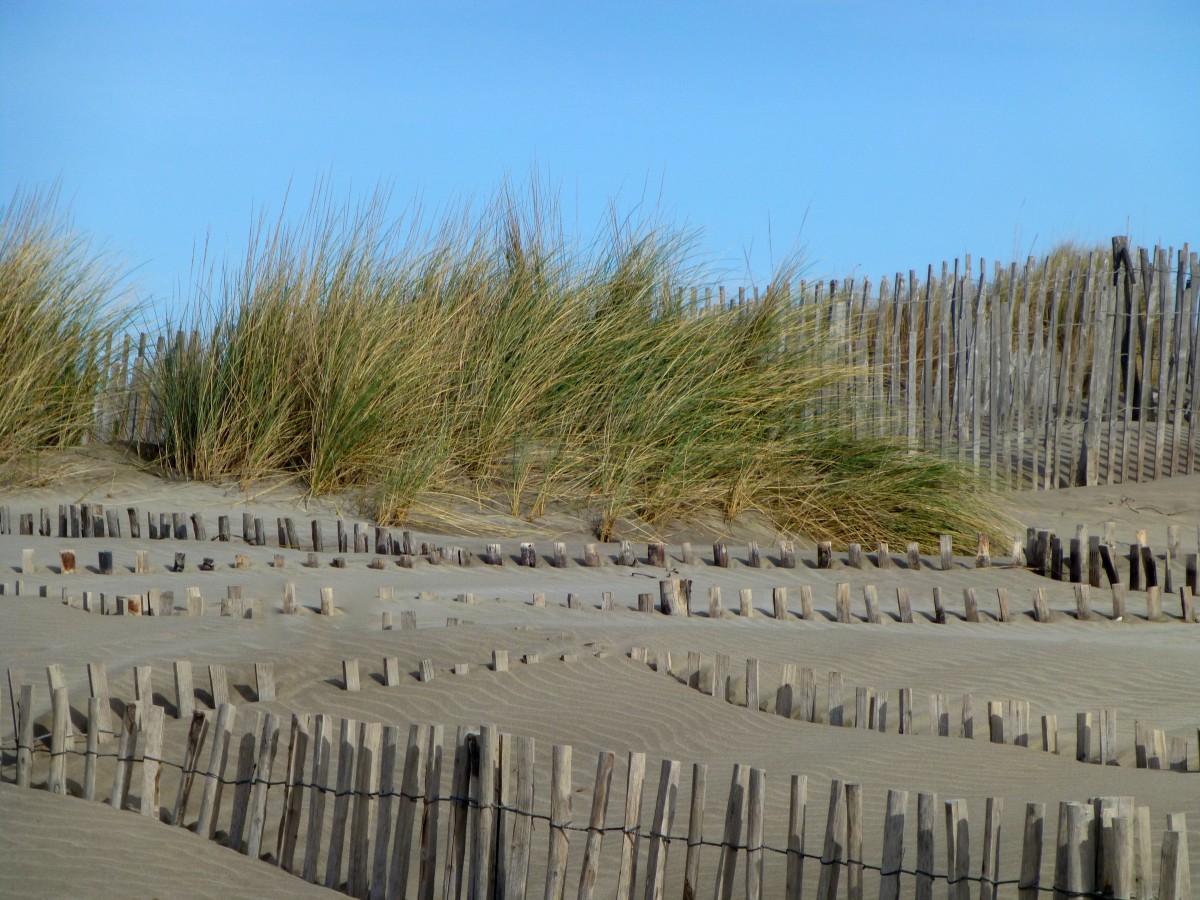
[1,449,1196,897]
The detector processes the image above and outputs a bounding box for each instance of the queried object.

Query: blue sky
[2,1,1196,312]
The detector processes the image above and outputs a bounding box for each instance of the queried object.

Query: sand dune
[2,453,1197,895]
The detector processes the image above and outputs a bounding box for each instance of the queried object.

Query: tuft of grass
[149,179,1006,547]
[0,187,128,481]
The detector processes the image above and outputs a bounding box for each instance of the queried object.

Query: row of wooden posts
[4,676,1192,898]
[6,503,1200,594]
[7,564,1197,626]
[9,649,1196,778]
[652,578,1199,625]
[628,648,1197,774]
[5,540,1199,626]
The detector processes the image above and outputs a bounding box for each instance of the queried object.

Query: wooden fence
[83,238,1197,493]
[756,237,1199,490]
[624,649,1196,774]
[3,676,1193,898]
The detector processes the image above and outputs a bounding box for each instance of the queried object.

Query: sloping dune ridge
[1,450,1196,898]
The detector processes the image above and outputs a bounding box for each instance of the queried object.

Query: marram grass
[0,187,129,481]
[148,183,1004,547]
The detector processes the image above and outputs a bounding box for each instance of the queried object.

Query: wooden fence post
[196,703,236,839]
[643,758,681,900]
[324,717,358,888]
[681,762,705,900]
[816,778,846,900]
[915,792,936,900]
[714,763,747,900]
[785,775,808,900]
[441,727,472,900]
[1054,800,1096,899]
[228,711,263,852]
[245,712,282,861]
[878,789,908,900]
[845,782,863,900]
[417,725,445,900]
[83,696,102,801]
[616,751,647,900]
[544,743,572,900]
[1096,797,1134,897]
[48,686,69,795]
[276,713,312,872]
[110,702,138,810]
[391,723,430,897]
[1157,813,1191,900]
[944,799,969,900]
[577,750,616,899]
[979,797,1003,900]
[491,733,525,900]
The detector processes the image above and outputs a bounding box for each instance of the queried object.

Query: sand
[1,448,1196,896]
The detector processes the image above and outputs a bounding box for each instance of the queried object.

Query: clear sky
[2,1,1196,312]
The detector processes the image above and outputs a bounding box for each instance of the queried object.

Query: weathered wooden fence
[3,683,1193,898]
[759,238,1197,490]
[624,649,1197,774]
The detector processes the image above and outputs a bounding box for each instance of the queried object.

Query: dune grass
[149,182,1004,546]
[0,187,128,481]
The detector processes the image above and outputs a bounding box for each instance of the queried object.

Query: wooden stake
[324,717,359,888]
[786,775,808,900]
[815,778,847,900]
[680,762,705,900]
[545,743,572,900]
[501,733,533,900]
[845,782,863,900]
[109,702,138,810]
[916,792,936,900]
[643,758,681,900]
[245,713,282,861]
[576,750,616,899]
[713,763,748,900]
[616,751,647,900]
[746,768,766,900]
[878,789,908,900]
[1019,802,1045,900]
[944,798,969,900]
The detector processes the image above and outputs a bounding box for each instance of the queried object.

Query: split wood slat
[368,725,400,898]
[845,782,863,900]
[643,758,681,900]
[785,774,807,900]
[501,733,533,900]
[389,722,429,897]
[276,713,312,872]
[878,789,908,900]
[48,686,69,795]
[544,743,572,900]
[576,749,616,899]
[944,798,969,900]
[815,778,847,900]
[196,703,236,839]
[347,720,381,897]
[680,761,705,900]
[324,717,359,889]
[109,702,138,810]
[746,767,766,900]
[228,710,263,851]
[245,712,282,861]
[619,748,648,900]
[916,792,936,900]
